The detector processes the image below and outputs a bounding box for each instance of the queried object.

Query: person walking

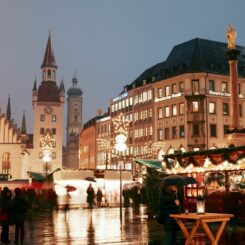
[96,188,103,207]
[157,185,181,245]
[12,188,29,244]
[0,187,13,244]
[86,184,95,209]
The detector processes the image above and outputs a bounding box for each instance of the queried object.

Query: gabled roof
[126,38,245,91]
[41,33,57,69]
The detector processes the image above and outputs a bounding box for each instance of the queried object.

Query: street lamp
[40,129,55,177]
[113,113,129,225]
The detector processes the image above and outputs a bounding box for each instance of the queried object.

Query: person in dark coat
[12,188,29,244]
[96,188,103,207]
[0,187,12,244]
[158,185,181,245]
[86,184,95,209]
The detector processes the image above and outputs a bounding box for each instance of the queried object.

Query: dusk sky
[0,1,245,134]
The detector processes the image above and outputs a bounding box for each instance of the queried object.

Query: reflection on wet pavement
[7,207,245,244]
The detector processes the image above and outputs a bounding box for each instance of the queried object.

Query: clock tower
[32,33,65,173]
[64,73,83,168]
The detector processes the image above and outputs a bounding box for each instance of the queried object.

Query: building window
[157,129,163,141]
[192,101,199,112]
[210,124,217,137]
[52,152,56,159]
[193,124,199,136]
[2,152,10,174]
[172,127,177,139]
[165,106,170,117]
[238,84,241,95]
[179,125,185,138]
[209,102,216,114]
[158,108,163,119]
[52,128,56,135]
[165,128,169,140]
[47,69,51,78]
[40,115,45,121]
[223,103,229,115]
[134,112,138,122]
[179,103,185,115]
[239,104,243,117]
[165,86,170,96]
[172,84,177,94]
[52,115,56,122]
[222,82,228,93]
[192,80,199,94]
[158,88,163,98]
[148,89,152,100]
[209,80,215,91]
[40,128,45,134]
[172,104,177,116]
[179,81,184,92]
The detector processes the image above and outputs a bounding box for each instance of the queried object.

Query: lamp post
[40,129,55,177]
[113,114,129,225]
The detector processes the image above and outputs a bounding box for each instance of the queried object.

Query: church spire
[21,111,27,134]
[6,95,11,120]
[41,33,57,69]
[33,77,37,91]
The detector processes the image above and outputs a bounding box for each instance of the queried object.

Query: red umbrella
[65,185,77,192]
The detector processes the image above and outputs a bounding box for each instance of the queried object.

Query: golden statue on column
[226,24,237,50]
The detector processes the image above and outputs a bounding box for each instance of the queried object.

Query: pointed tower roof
[41,33,57,69]
[59,78,65,92]
[33,77,37,91]
[21,111,27,134]
[6,96,11,120]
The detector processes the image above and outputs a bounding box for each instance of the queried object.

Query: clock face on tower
[44,106,53,114]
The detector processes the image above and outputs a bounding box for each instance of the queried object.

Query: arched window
[2,152,10,174]
[47,69,51,78]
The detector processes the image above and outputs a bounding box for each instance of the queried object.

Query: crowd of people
[0,187,29,244]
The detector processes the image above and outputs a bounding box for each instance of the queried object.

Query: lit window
[158,88,163,98]
[179,103,185,115]
[172,84,177,94]
[158,129,163,140]
[2,152,10,174]
[172,105,177,116]
[143,91,147,102]
[149,109,152,118]
[134,112,138,122]
[222,82,228,93]
[192,80,199,94]
[192,101,199,112]
[40,115,45,121]
[148,90,152,100]
[165,86,170,96]
[158,108,163,119]
[209,102,216,114]
[179,81,184,92]
[165,106,170,117]
[129,97,133,106]
[52,115,56,122]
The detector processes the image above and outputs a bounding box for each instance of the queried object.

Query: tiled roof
[126,38,245,91]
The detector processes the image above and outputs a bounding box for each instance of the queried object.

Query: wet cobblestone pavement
[5,207,245,245]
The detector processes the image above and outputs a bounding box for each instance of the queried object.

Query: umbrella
[84,177,96,182]
[161,175,197,186]
[65,185,77,192]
